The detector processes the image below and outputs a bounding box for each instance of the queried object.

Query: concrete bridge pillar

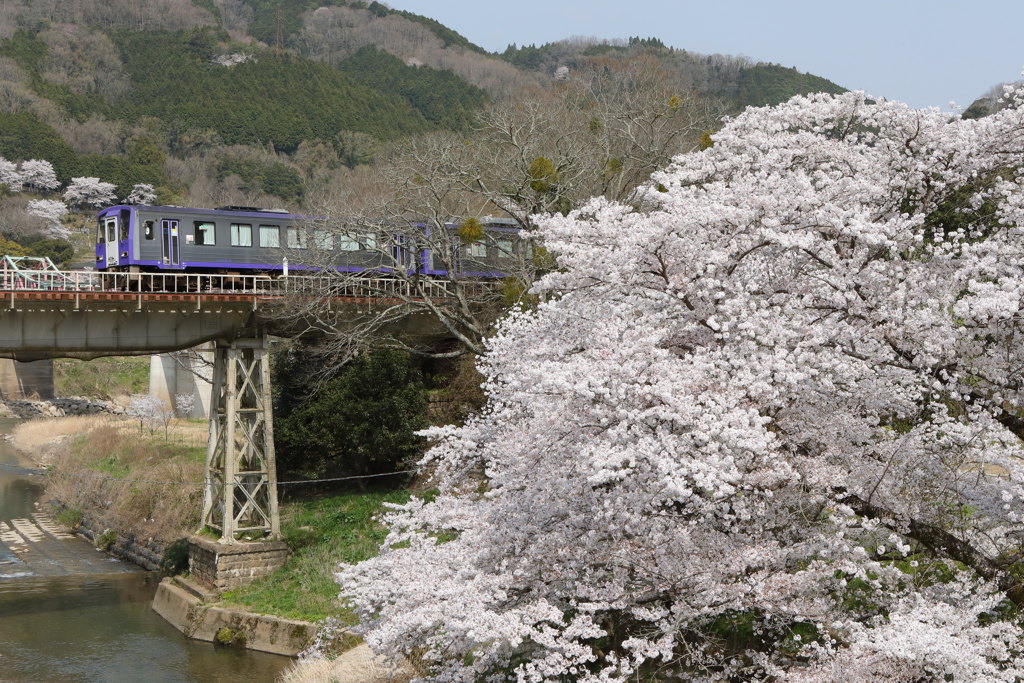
[0,359,54,400]
[200,337,280,542]
[149,344,214,418]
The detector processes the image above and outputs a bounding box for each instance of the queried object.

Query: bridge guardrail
[0,270,500,300]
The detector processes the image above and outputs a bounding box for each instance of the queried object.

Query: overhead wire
[0,461,417,486]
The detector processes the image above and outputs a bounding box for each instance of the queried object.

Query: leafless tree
[273,60,723,371]
[38,25,130,100]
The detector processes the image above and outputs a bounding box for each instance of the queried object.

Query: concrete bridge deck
[0,270,491,360]
[0,269,497,542]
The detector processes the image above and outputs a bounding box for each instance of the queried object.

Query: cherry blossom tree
[26,199,69,238]
[174,392,196,419]
[127,183,157,205]
[338,88,1024,680]
[18,159,59,191]
[127,394,165,435]
[287,62,723,369]
[0,157,21,190]
[63,176,116,208]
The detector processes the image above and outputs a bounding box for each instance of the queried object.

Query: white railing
[0,269,500,300]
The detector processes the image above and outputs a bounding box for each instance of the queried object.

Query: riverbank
[10,413,206,550]
[7,411,418,680]
[0,416,292,682]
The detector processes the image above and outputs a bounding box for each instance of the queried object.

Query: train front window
[231,223,252,247]
[194,221,216,245]
[259,224,280,248]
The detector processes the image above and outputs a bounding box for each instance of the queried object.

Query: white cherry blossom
[339,88,1024,680]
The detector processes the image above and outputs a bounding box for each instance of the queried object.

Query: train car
[423,218,522,278]
[95,205,376,274]
[95,204,526,278]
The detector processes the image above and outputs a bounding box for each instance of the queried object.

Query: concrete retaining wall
[152,577,316,656]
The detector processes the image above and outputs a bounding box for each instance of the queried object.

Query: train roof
[97,204,309,219]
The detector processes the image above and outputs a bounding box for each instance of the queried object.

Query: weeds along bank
[11,414,206,566]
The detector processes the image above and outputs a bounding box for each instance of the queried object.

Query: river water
[0,418,291,683]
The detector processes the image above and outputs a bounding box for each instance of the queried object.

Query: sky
[386,0,1024,110]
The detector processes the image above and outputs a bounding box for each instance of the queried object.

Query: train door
[102,214,119,268]
[117,208,132,267]
[161,219,181,267]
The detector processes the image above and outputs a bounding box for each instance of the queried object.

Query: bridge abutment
[0,359,54,400]
[149,345,214,418]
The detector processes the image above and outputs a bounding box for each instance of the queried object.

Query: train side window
[338,232,360,251]
[231,223,253,247]
[286,226,306,249]
[259,225,280,248]
[496,239,513,258]
[313,229,334,250]
[194,221,216,246]
[362,232,377,250]
[469,241,487,257]
[144,221,155,240]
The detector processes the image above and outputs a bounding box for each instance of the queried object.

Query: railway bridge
[0,267,487,544]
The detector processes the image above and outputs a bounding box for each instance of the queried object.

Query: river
[0,418,292,683]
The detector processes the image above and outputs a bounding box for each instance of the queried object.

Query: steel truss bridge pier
[201,337,279,540]
[0,270,488,542]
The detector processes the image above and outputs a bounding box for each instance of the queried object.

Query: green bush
[26,238,74,266]
[55,506,83,529]
[273,345,427,482]
[160,537,191,575]
[94,528,117,551]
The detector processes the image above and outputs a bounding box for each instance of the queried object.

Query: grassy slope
[17,415,208,543]
[53,356,150,399]
[221,489,413,623]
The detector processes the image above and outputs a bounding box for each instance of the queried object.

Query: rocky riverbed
[0,396,123,419]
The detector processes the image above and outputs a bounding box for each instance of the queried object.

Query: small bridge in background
[0,269,486,544]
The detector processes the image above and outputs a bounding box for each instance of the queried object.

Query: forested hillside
[0,0,847,252]
[501,36,845,109]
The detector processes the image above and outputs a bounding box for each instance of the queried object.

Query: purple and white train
[95,204,523,278]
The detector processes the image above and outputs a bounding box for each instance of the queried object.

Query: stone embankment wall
[53,503,167,571]
[189,535,289,591]
[0,397,123,419]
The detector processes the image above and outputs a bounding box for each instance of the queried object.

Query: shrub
[160,537,191,575]
[94,528,116,551]
[273,346,427,482]
[55,506,82,529]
